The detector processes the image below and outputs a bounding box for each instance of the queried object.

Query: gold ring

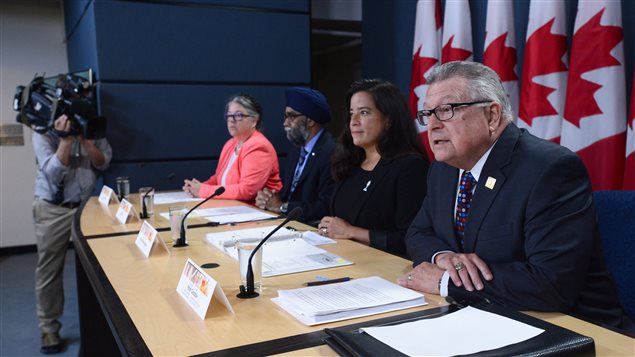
[454,262,465,271]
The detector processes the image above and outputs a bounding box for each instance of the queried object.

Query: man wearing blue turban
[256,87,335,225]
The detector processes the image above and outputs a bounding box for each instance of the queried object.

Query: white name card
[176,259,233,319]
[135,221,158,257]
[115,199,134,224]
[98,185,115,206]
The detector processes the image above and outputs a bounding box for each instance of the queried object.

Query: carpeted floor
[0,250,80,356]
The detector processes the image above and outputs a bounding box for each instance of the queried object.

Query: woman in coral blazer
[183,94,282,202]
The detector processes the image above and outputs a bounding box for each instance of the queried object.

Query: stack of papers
[154,192,202,205]
[205,228,351,277]
[160,205,276,224]
[272,276,426,325]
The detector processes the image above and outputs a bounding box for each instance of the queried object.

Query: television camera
[13,70,106,140]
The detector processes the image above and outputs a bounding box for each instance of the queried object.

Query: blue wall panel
[64,0,100,75]
[103,161,216,194]
[64,0,311,195]
[98,83,292,161]
[92,0,310,83]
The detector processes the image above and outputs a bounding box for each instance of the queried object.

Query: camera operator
[33,113,111,354]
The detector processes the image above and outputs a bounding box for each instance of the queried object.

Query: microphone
[140,173,176,219]
[237,206,303,298]
[173,186,225,247]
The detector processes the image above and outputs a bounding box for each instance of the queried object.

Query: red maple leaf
[483,32,518,81]
[564,8,624,128]
[409,46,439,116]
[518,18,568,127]
[442,35,472,62]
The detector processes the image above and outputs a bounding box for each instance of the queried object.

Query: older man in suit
[399,61,634,333]
[256,87,335,225]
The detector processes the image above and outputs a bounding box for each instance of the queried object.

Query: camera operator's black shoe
[40,332,63,354]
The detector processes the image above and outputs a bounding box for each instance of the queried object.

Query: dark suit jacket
[280,130,336,224]
[406,123,634,332]
[331,154,428,258]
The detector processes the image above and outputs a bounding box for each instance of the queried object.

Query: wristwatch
[280,202,289,214]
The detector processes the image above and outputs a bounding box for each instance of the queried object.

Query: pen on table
[303,277,352,287]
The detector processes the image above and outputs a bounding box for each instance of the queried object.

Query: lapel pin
[485,176,496,190]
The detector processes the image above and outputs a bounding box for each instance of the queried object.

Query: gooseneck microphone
[173,186,225,247]
[140,173,176,219]
[237,207,303,299]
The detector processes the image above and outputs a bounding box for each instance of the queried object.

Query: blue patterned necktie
[454,171,477,250]
[290,147,308,194]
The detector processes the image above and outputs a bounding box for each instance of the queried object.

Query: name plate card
[98,185,115,206]
[176,259,233,319]
[135,221,158,257]
[115,199,134,224]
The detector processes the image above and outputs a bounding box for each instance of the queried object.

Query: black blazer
[280,131,336,223]
[406,123,634,332]
[331,154,428,258]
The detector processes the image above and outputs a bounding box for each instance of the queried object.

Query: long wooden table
[72,196,635,356]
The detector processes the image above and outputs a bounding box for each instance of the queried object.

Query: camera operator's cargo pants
[33,199,76,334]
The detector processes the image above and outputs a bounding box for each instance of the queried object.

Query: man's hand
[54,114,72,136]
[255,188,282,212]
[53,115,73,165]
[435,252,493,292]
[397,262,445,294]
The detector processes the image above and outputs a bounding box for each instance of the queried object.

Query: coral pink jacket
[199,130,282,202]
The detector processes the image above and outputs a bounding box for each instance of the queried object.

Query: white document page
[260,239,352,276]
[277,276,424,316]
[204,226,298,253]
[206,232,352,276]
[301,231,336,245]
[154,192,202,205]
[362,306,544,356]
[204,211,276,224]
[195,206,264,216]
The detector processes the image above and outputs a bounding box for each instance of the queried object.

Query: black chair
[593,190,635,320]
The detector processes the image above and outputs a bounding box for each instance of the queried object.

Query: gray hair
[426,61,513,122]
[225,94,263,129]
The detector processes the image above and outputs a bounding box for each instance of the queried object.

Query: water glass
[237,240,263,291]
[169,206,187,244]
[116,176,130,201]
[139,187,154,217]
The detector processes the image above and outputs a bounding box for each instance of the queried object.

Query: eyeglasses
[283,112,305,121]
[416,100,491,126]
[224,113,253,123]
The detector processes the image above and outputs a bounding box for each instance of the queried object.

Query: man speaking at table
[256,87,335,225]
[399,61,634,333]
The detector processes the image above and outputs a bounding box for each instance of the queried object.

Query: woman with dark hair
[318,79,429,258]
[183,94,282,202]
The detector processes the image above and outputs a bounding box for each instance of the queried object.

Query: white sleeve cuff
[439,271,450,297]
[431,250,454,264]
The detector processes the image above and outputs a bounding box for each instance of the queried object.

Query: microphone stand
[173,186,225,247]
[237,207,303,298]
[140,173,176,219]
[139,188,154,219]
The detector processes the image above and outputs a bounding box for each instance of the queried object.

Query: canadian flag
[442,0,472,63]
[625,75,635,189]
[518,1,568,142]
[483,0,518,119]
[409,0,442,159]
[562,1,626,190]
